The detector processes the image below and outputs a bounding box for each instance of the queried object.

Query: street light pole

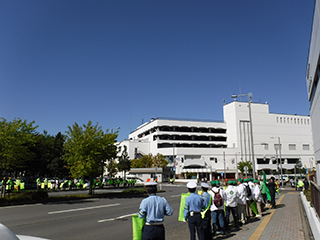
[232,93,256,178]
[278,137,283,187]
[235,152,240,179]
[271,137,283,187]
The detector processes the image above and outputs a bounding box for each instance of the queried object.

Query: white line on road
[98,213,138,223]
[171,195,181,198]
[48,203,120,215]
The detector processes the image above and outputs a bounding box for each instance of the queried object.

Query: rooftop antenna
[239,79,242,101]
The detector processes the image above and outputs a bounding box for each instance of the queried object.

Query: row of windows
[263,144,310,151]
[257,158,300,165]
[157,143,227,149]
[153,134,227,142]
[137,126,227,138]
[276,116,310,125]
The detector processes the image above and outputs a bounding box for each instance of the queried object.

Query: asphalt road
[0,184,190,240]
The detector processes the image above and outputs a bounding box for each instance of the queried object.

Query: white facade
[306,0,320,183]
[121,101,314,180]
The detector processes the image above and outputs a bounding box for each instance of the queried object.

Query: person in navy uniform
[200,182,212,240]
[138,182,173,240]
[184,181,205,240]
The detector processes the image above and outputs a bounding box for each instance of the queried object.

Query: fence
[311,181,320,218]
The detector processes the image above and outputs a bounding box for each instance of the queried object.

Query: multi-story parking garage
[119,100,314,181]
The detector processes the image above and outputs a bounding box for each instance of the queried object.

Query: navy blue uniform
[184,193,205,240]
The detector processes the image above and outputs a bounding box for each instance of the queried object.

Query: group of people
[0,177,24,197]
[137,176,279,240]
[183,178,271,240]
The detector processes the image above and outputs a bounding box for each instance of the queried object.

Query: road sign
[175,161,178,166]
[221,172,224,176]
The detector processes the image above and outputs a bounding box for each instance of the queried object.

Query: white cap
[144,182,158,187]
[201,182,210,188]
[187,181,197,189]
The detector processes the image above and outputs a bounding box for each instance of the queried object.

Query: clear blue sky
[0,0,315,141]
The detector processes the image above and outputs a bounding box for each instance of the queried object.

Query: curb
[300,192,320,239]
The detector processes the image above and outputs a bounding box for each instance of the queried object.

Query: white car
[0,223,50,240]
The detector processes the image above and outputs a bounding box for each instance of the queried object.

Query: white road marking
[98,213,138,223]
[171,195,181,198]
[48,203,120,214]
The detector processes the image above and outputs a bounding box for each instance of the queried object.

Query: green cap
[215,180,220,186]
[232,181,237,185]
[237,178,243,183]
[244,178,250,182]
[254,179,259,183]
[210,180,216,186]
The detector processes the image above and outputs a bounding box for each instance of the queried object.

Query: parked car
[0,223,50,240]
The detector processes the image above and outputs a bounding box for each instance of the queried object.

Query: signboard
[221,172,224,176]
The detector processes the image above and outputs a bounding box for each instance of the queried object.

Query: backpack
[212,189,223,207]
[245,184,252,197]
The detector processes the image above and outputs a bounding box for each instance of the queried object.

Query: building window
[264,144,269,150]
[274,144,281,151]
[303,144,310,150]
[289,144,296,150]
[210,157,218,163]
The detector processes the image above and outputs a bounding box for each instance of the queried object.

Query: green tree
[47,132,68,178]
[106,159,118,177]
[152,153,168,168]
[237,160,253,174]
[0,118,38,176]
[117,145,131,179]
[63,121,118,194]
[131,155,153,168]
[130,154,168,168]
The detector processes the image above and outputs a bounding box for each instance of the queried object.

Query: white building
[306,0,320,183]
[120,100,314,181]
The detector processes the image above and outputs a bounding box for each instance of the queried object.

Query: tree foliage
[29,131,67,177]
[237,160,253,174]
[63,121,118,193]
[0,118,38,176]
[117,145,131,177]
[131,154,168,168]
[152,153,169,168]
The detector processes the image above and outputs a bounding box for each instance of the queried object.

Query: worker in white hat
[200,182,212,239]
[184,181,205,240]
[138,182,173,240]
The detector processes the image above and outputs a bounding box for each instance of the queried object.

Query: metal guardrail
[311,181,320,218]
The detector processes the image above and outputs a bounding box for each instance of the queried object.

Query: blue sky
[0,0,315,141]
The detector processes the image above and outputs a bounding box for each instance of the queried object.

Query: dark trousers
[188,213,204,240]
[270,192,276,208]
[202,211,212,240]
[142,225,165,240]
[225,206,239,228]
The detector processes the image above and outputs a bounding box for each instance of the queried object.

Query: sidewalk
[166,187,310,240]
